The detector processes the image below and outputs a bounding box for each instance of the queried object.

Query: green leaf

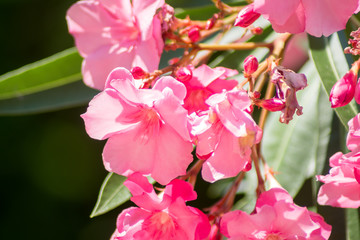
[0,48,82,100]
[90,173,131,218]
[0,81,98,115]
[90,173,155,218]
[308,33,358,130]
[261,62,333,197]
[346,208,360,240]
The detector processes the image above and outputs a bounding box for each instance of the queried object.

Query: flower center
[265,233,283,240]
[143,211,176,239]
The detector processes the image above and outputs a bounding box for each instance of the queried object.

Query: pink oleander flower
[178,64,238,114]
[329,70,357,108]
[66,0,167,90]
[271,64,307,124]
[347,113,360,151]
[221,188,332,240]
[194,89,262,182]
[111,173,210,240]
[81,67,193,185]
[317,113,360,208]
[317,149,360,208]
[254,0,360,37]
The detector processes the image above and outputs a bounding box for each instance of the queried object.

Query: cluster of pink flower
[317,114,360,208]
[65,0,360,239]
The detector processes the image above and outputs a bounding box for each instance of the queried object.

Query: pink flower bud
[131,66,148,79]
[243,55,259,75]
[234,4,261,28]
[258,98,286,112]
[206,14,218,30]
[354,79,360,104]
[188,26,201,42]
[175,66,193,82]
[168,57,180,65]
[253,91,261,99]
[329,71,357,108]
[251,27,263,35]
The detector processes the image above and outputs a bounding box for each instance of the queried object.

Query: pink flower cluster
[110,173,210,239]
[221,188,331,239]
[67,0,166,90]
[317,114,360,208]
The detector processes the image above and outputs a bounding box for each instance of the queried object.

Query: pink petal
[154,89,192,141]
[150,125,193,185]
[82,45,136,90]
[270,3,305,35]
[302,0,359,37]
[153,76,187,102]
[102,127,156,178]
[66,1,117,56]
[347,113,360,151]
[164,179,197,202]
[132,0,165,40]
[132,37,163,72]
[202,129,250,182]
[116,207,150,239]
[191,64,226,87]
[81,90,139,140]
[100,0,133,21]
[254,0,301,26]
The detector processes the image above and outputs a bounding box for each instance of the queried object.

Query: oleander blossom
[110,173,211,240]
[194,89,262,182]
[220,188,332,240]
[270,64,307,124]
[66,0,167,90]
[176,64,238,114]
[81,67,193,185]
[317,113,360,208]
[253,0,360,37]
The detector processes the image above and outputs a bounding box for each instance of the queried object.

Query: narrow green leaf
[346,208,360,240]
[90,173,155,218]
[308,33,358,130]
[0,81,98,115]
[261,62,333,197]
[90,173,131,218]
[0,48,82,100]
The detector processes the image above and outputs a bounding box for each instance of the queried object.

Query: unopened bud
[175,66,193,82]
[251,27,263,35]
[188,26,201,42]
[329,71,357,108]
[243,55,259,75]
[205,14,218,30]
[131,66,148,79]
[244,159,252,171]
[234,4,261,28]
[258,98,286,112]
[253,91,261,99]
[168,57,180,65]
[354,80,360,104]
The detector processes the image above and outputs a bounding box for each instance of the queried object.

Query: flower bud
[243,55,259,76]
[188,26,201,42]
[168,57,180,65]
[329,71,357,108]
[354,79,360,105]
[257,98,286,112]
[251,27,263,35]
[206,14,218,30]
[175,66,193,82]
[234,4,261,28]
[131,66,148,79]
